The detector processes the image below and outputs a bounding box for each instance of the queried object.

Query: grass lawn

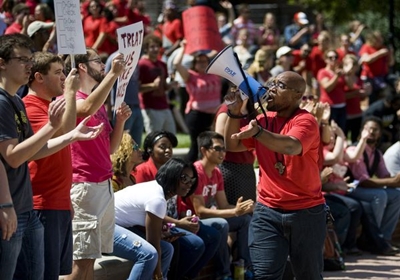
[176,133,191,148]
[142,132,191,148]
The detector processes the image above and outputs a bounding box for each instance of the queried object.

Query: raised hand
[48,98,66,130]
[64,68,80,96]
[111,53,126,76]
[115,102,132,123]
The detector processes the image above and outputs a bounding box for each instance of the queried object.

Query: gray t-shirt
[0,89,34,214]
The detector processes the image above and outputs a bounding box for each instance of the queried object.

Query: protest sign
[114,21,144,112]
[182,6,224,54]
[53,0,86,55]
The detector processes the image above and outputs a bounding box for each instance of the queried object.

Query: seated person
[133,130,178,183]
[180,131,254,280]
[134,130,221,279]
[347,116,400,255]
[322,121,368,254]
[114,158,197,280]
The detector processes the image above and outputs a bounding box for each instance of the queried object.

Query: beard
[87,64,105,84]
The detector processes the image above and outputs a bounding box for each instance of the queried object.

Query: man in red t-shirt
[138,34,177,134]
[224,71,326,279]
[23,53,80,279]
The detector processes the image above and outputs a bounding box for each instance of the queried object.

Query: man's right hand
[48,98,66,130]
[0,207,17,241]
[64,68,80,96]
[111,53,126,76]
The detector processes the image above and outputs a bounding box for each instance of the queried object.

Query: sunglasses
[301,95,315,101]
[327,55,338,61]
[132,143,140,151]
[180,174,196,185]
[209,145,226,152]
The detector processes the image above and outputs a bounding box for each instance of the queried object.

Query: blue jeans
[0,210,44,280]
[171,222,221,278]
[348,187,400,240]
[123,105,144,146]
[249,203,326,280]
[225,215,252,268]
[200,217,230,277]
[112,225,158,280]
[127,226,174,278]
[35,210,73,280]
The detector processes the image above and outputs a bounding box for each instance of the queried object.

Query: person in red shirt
[138,34,177,134]
[82,0,108,55]
[336,34,356,63]
[318,49,349,131]
[4,3,31,35]
[292,42,312,87]
[23,52,81,280]
[161,2,183,61]
[224,71,326,279]
[309,31,330,80]
[359,30,394,102]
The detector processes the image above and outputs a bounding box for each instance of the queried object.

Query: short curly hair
[111,132,134,177]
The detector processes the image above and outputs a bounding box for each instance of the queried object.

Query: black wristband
[0,202,13,209]
[252,125,263,138]
[227,110,247,119]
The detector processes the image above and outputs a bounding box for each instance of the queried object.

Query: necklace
[270,111,297,175]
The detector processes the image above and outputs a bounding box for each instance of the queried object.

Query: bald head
[277,71,306,95]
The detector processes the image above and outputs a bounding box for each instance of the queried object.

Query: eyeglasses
[9,56,33,65]
[180,174,196,185]
[209,145,226,152]
[266,80,299,93]
[327,55,338,61]
[132,143,140,151]
[301,95,315,101]
[86,57,102,64]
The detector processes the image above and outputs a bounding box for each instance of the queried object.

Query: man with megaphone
[223,71,326,279]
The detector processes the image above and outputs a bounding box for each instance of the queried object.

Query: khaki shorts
[70,180,114,260]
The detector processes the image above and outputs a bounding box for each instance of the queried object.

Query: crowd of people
[1,0,400,280]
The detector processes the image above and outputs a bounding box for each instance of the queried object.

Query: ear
[78,62,87,73]
[0,58,6,70]
[34,72,44,83]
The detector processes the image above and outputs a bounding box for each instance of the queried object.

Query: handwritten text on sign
[114,21,144,112]
[54,0,86,54]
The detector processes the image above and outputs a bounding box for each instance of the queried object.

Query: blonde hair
[247,49,274,77]
[111,132,134,177]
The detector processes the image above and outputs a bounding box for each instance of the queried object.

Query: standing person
[317,49,348,131]
[0,161,15,242]
[0,34,103,280]
[23,52,80,280]
[63,49,132,280]
[139,34,177,135]
[224,71,326,279]
[173,41,221,163]
[215,102,257,204]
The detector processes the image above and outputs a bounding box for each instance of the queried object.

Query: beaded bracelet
[252,125,263,139]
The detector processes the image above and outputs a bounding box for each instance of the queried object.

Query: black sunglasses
[180,174,196,185]
[209,145,226,152]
